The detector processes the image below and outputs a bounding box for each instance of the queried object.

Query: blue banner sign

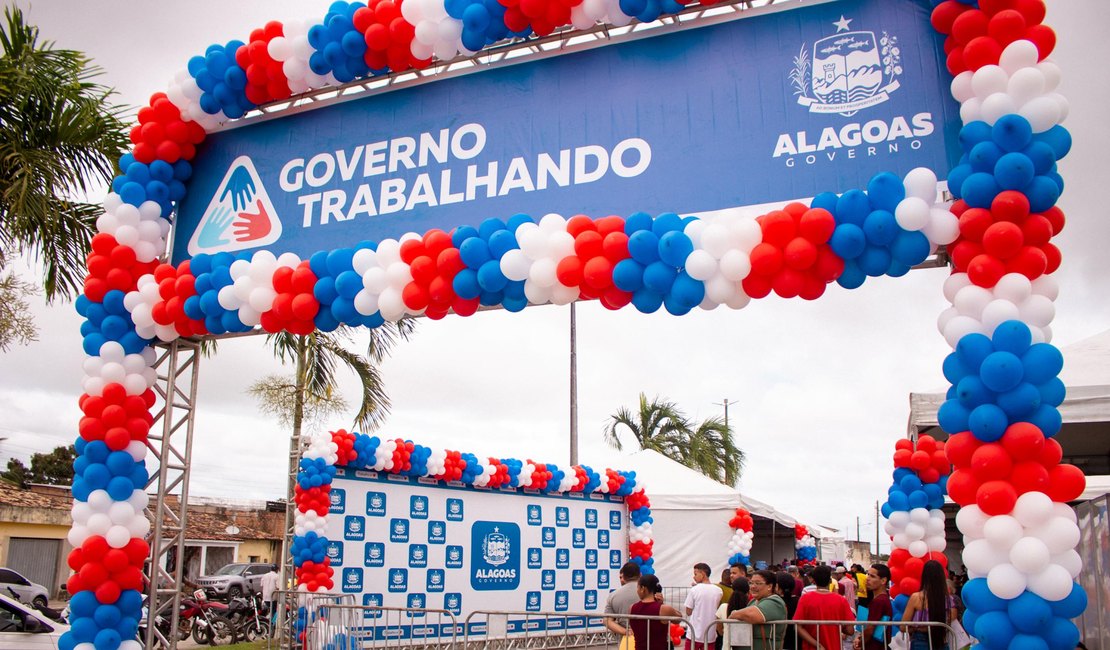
[172,0,958,263]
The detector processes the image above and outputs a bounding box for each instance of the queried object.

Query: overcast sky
[4,0,1107,549]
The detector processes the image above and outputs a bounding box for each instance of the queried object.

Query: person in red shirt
[794,565,854,650]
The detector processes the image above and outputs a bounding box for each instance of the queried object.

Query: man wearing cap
[836,566,858,610]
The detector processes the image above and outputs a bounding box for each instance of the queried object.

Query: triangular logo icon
[187,155,282,255]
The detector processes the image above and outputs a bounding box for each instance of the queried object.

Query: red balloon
[798,208,835,244]
[1006,246,1048,280]
[976,480,1018,515]
[988,10,1028,45]
[910,450,931,471]
[946,47,968,76]
[556,256,583,286]
[967,254,1006,288]
[946,431,981,468]
[410,256,436,285]
[748,243,784,277]
[1021,216,1053,247]
[583,257,613,290]
[602,232,630,262]
[951,10,989,44]
[946,469,979,505]
[893,449,912,468]
[981,222,1024,259]
[971,443,1013,480]
[574,231,604,259]
[948,241,983,272]
[932,450,952,475]
[1039,437,1063,467]
[1025,24,1056,59]
[783,238,818,270]
[401,282,429,311]
[1046,464,1085,502]
[978,0,1016,15]
[1010,461,1050,494]
[917,436,937,454]
[1000,422,1045,461]
[1043,243,1062,274]
[1013,0,1046,24]
[895,439,914,452]
[931,1,970,35]
[759,211,796,247]
[963,36,1003,70]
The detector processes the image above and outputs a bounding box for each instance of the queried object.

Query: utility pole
[713,398,739,430]
[875,500,881,557]
[569,303,578,466]
[856,516,860,542]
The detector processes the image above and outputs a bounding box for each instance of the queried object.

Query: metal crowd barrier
[464,609,690,650]
[270,590,358,650]
[326,604,460,650]
[661,587,690,612]
[705,618,959,650]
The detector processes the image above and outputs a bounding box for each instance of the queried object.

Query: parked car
[0,569,48,610]
[194,563,271,600]
[0,591,68,649]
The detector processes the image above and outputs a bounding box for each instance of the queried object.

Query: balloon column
[881,435,951,622]
[927,2,1088,649]
[794,524,817,566]
[726,508,754,568]
[65,0,1087,647]
[291,429,655,598]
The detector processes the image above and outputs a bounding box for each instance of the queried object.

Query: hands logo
[187,156,282,255]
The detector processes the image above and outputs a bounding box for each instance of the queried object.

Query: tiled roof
[0,480,72,511]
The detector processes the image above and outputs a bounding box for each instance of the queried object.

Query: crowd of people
[604,560,963,650]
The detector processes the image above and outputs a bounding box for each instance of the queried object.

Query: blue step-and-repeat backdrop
[326,467,628,640]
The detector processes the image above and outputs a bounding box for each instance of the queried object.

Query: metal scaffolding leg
[143,339,201,650]
[277,432,307,649]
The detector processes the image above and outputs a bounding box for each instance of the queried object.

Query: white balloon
[894,197,931,231]
[983,515,1024,550]
[999,40,1040,76]
[1051,550,1082,579]
[971,65,1010,99]
[684,250,717,281]
[962,539,1001,575]
[1035,516,1080,555]
[1007,67,1047,106]
[959,97,983,125]
[908,540,929,558]
[106,524,131,548]
[1013,491,1055,528]
[1020,96,1062,133]
[980,92,1018,125]
[888,510,910,529]
[950,71,975,103]
[1009,536,1051,574]
[943,273,973,304]
[923,209,960,245]
[1020,294,1055,328]
[954,284,993,319]
[1051,502,1077,523]
[700,224,731,259]
[718,250,751,282]
[1025,564,1074,601]
[1037,60,1062,92]
[987,562,1028,599]
[944,312,986,345]
[981,298,1022,334]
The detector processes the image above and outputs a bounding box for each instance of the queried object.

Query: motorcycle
[226,592,272,642]
[185,590,237,646]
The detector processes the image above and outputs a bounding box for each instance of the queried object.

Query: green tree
[0,7,129,345]
[248,322,415,439]
[605,393,745,486]
[2,444,75,487]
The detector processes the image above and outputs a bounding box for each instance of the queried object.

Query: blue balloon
[1021,343,1063,385]
[1025,175,1060,213]
[94,604,121,628]
[836,189,870,226]
[651,212,683,236]
[1009,634,1049,650]
[969,141,1004,173]
[992,114,1034,152]
[612,259,645,292]
[890,230,929,267]
[1049,582,1087,619]
[1043,617,1079,650]
[1037,377,1066,408]
[658,231,693,268]
[71,617,98,642]
[863,210,898,247]
[811,191,839,214]
[631,289,663,314]
[642,261,677,293]
[957,333,994,371]
[459,238,492,268]
[830,224,867,259]
[624,211,653,234]
[1008,592,1053,634]
[995,152,1035,190]
[108,476,135,500]
[94,628,122,650]
[335,271,362,299]
[937,400,970,434]
[488,230,518,258]
[1028,404,1062,437]
[627,231,661,265]
[997,382,1041,418]
[962,172,1001,208]
[974,610,1015,650]
[969,403,1009,441]
[669,272,704,310]
[858,246,891,277]
[325,248,356,277]
[992,320,1033,355]
[866,172,905,212]
[887,490,909,511]
[957,375,995,408]
[453,269,481,300]
[980,351,1024,393]
[960,121,993,150]
[71,591,99,618]
[836,260,866,289]
[476,260,508,292]
[947,164,973,200]
[1036,125,1072,160]
[943,352,973,384]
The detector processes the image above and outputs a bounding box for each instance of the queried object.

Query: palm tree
[0,7,128,300]
[249,321,415,438]
[605,393,745,486]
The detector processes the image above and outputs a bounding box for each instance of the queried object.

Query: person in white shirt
[260,564,281,626]
[684,562,723,650]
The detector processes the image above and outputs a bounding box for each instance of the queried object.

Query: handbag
[951,620,972,650]
[889,631,909,650]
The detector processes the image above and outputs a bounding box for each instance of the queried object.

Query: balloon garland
[63,1,1086,649]
[793,524,817,567]
[291,430,655,593]
[725,507,754,569]
[881,435,952,622]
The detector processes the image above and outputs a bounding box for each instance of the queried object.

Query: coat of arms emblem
[791,15,902,116]
[482,527,510,566]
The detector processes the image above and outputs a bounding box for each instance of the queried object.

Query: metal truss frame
[142,339,201,650]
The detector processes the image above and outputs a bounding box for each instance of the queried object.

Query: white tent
[614,449,842,589]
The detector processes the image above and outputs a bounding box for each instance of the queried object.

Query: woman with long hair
[901,560,958,650]
[775,572,800,650]
[718,577,752,650]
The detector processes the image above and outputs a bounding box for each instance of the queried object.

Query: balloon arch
[65,1,1087,649]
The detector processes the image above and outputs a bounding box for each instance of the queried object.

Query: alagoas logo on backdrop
[598,570,610,589]
[598,530,610,549]
[363,593,383,620]
[187,156,282,255]
[791,15,902,116]
[542,527,556,548]
[342,568,363,593]
[527,505,542,526]
[573,529,585,548]
[585,550,597,569]
[447,498,464,522]
[326,541,344,565]
[585,509,598,529]
[526,591,541,612]
[390,518,409,543]
[446,545,464,568]
[610,550,622,569]
[572,570,585,590]
[555,507,569,527]
[388,568,409,593]
[470,521,520,591]
[410,495,429,519]
[609,511,621,530]
[585,590,598,609]
[555,591,569,612]
[776,14,934,166]
[444,593,462,615]
[528,548,542,569]
[329,489,345,514]
[366,492,387,517]
[365,542,385,567]
[428,521,447,544]
[427,569,445,592]
[344,516,365,541]
[556,549,569,569]
[409,544,428,568]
